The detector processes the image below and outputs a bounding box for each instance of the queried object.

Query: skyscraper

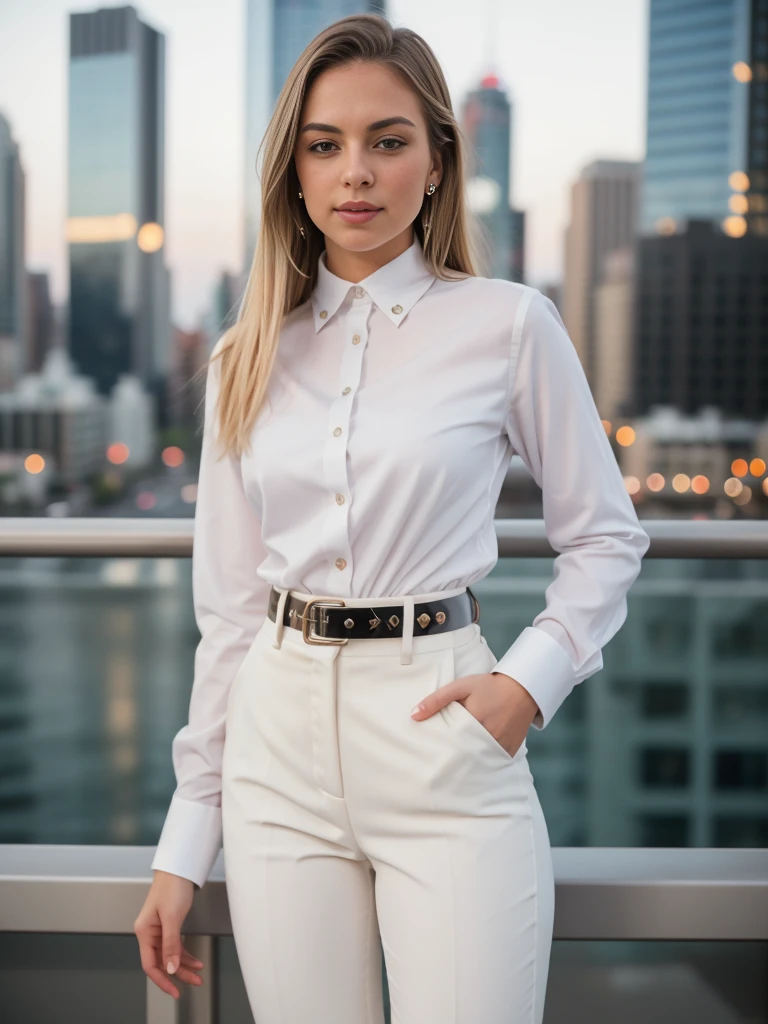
[563,160,642,386]
[0,113,26,389]
[641,0,768,238]
[27,272,55,375]
[633,0,768,421]
[244,0,387,271]
[461,74,525,282]
[632,219,768,418]
[67,5,171,420]
[271,0,386,105]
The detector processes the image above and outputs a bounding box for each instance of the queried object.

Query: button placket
[320,294,371,586]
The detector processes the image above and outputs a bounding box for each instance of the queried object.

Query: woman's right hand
[134,870,205,1000]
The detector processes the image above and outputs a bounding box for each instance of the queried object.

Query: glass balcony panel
[0,553,767,852]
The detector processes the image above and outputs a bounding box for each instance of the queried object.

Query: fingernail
[167,961,176,974]
[410,703,424,717]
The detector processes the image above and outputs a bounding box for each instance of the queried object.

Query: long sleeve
[150,337,271,888]
[490,288,651,731]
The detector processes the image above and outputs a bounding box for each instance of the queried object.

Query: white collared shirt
[150,237,651,888]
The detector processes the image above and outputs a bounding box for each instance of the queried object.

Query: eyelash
[308,137,406,154]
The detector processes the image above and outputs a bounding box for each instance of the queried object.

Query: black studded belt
[267,586,480,646]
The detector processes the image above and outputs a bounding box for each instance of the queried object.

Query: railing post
[146,975,180,1024]
[184,935,216,1024]
[146,936,216,1024]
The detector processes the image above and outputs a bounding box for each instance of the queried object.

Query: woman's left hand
[410,670,539,758]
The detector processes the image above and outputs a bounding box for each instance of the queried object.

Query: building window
[712,604,768,656]
[638,814,689,847]
[713,816,768,847]
[714,751,768,790]
[639,747,690,788]
[640,682,689,719]
[645,613,692,655]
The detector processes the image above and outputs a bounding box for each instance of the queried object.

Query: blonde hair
[208,12,481,459]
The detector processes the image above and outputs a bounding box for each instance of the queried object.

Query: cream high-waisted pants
[221,585,555,1024]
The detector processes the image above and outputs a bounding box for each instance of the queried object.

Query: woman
[134,13,650,1023]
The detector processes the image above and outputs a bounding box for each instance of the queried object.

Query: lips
[335,205,382,212]
[334,206,382,224]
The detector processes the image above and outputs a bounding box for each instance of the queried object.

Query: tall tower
[563,160,642,386]
[243,0,388,273]
[67,5,171,421]
[462,74,525,281]
[641,0,767,239]
[0,113,27,389]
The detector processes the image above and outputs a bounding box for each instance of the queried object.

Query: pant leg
[221,620,386,1024]
[337,623,555,1024]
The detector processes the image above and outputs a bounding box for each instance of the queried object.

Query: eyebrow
[299,116,417,135]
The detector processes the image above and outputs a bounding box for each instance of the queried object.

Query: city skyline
[0,0,647,329]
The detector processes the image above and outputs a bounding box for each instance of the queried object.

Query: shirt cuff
[150,794,222,890]
[489,625,576,730]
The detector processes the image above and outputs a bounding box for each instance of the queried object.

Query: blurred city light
[66,212,137,242]
[137,221,164,252]
[107,443,130,465]
[161,446,184,468]
[135,491,156,510]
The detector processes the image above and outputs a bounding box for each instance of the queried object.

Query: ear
[430,149,444,188]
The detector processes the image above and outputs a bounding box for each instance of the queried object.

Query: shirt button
[342,386,351,395]
[335,493,345,505]
[333,426,342,436]
[319,310,328,319]
[391,304,403,314]
[354,286,364,298]
[335,557,347,570]
[352,334,360,343]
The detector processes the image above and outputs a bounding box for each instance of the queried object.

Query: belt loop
[272,587,289,649]
[400,595,414,665]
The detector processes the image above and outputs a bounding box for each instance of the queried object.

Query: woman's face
[293,60,442,264]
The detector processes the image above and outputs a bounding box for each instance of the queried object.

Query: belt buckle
[300,597,349,645]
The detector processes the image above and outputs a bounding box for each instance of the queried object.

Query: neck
[323,227,414,283]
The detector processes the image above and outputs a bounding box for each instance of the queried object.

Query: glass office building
[244,0,388,272]
[270,0,387,106]
[462,75,525,282]
[0,113,26,383]
[68,6,171,418]
[641,0,768,237]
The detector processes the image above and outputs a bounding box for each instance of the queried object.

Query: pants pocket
[442,630,528,764]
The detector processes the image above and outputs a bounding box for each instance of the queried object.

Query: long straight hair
[209,12,481,460]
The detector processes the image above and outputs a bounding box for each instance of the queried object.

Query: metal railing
[0,517,767,1022]
[0,845,766,1023]
[0,515,765,558]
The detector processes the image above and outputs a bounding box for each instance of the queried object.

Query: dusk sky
[0,0,647,329]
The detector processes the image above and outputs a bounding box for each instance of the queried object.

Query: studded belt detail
[267,586,480,646]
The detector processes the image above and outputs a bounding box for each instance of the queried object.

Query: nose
[340,143,374,189]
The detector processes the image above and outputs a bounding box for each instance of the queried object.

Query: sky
[0,0,647,330]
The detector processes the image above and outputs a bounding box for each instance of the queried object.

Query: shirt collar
[310,237,436,333]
